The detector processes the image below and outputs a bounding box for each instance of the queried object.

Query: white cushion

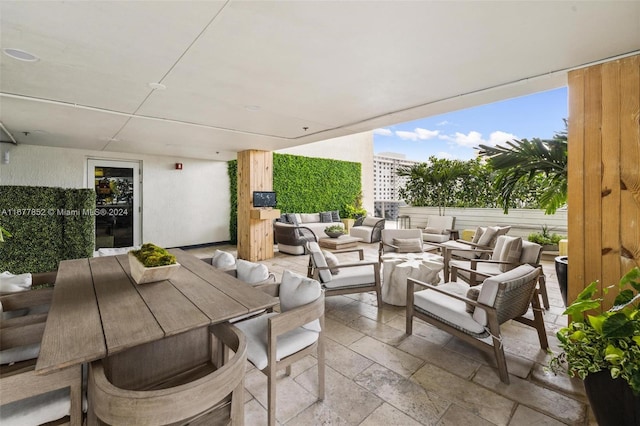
[211,250,236,269]
[382,229,422,246]
[323,265,374,289]
[307,242,331,283]
[441,240,481,260]
[0,272,32,293]
[235,259,269,284]
[234,313,319,370]
[300,213,320,223]
[0,388,70,426]
[498,236,523,271]
[393,238,422,253]
[362,216,380,227]
[520,241,542,264]
[349,226,373,241]
[322,251,340,274]
[422,233,450,243]
[425,215,453,233]
[279,270,322,332]
[450,259,502,280]
[0,342,41,365]
[414,283,485,335]
[476,226,498,247]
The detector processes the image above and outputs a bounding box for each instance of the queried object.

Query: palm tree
[478,123,567,214]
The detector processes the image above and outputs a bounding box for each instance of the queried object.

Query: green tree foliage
[478,123,568,214]
[397,156,542,211]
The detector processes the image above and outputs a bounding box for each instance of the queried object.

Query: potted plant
[324,225,345,238]
[128,243,180,284]
[527,225,564,252]
[549,266,640,425]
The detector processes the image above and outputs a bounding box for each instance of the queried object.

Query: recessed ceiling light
[3,48,39,62]
[148,82,166,90]
[244,105,261,112]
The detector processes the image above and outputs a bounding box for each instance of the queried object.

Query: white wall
[0,144,229,247]
[0,132,374,247]
[277,131,374,214]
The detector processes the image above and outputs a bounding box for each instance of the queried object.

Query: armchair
[379,228,440,263]
[349,216,385,243]
[274,221,318,255]
[234,270,325,426]
[306,241,382,306]
[450,236,550,309]
[406,264,548,384]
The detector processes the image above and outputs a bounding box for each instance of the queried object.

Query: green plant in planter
[549,267,640,395]
[324,225,345,234]
[131,243,177,267]
[528,225,564,246]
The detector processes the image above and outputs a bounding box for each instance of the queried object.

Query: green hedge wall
[0,186,96,274]
[227,153,362,244]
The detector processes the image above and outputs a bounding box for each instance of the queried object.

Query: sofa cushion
[331,210,341,221]
[319,211,333,223]
[300,213,320,223]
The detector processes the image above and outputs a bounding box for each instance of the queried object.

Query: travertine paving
[187,241,594,425]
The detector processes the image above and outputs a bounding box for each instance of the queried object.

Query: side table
[381,252,443,306]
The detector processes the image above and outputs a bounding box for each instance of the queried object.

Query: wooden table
[319,235,362,250]
[35,248,278,375]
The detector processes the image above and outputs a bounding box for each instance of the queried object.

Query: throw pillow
[471,226,485,244]
[210,250,236,269]
[424,227,442,234]
[286,213,299,226]
[279,214,289,223]
[465,286,482,314]
[499,236,523,272]
[331,210,341,221]
[322,250,340,274]
[319,211,333,223]
[235,259,269,284]
[279,270,322,332]
[300,213,320,223]
[393,238,422,253]
[476,226,498,247]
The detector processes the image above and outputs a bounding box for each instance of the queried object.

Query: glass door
[87,159,141,250]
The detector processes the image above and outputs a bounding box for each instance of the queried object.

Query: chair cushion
[0,272,32,293]
[0,342,41,365]
[425,216,452,233]
[211,250,236,269]
[362,216,380,227]
[450,259,502,281]
[349,226,373,242]
[323,251,340,274]
[413,283,485,335]
[520,241,542,264]
[307,242,331,283]
[393,238,423,253]
[472,264,536,325]
[323,265,374,289]
[279,270,322,332]
[0,388,70,426]
[498,236,523,272]
[235,259,269,284]
[235,313,320,370]
[422,233,450,243]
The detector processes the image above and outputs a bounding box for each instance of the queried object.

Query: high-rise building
[373,152,420,219]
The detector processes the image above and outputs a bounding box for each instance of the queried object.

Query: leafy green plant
[131,243,177,267]
[527,225,565,246]
[548,267,640,395]
[324,225,345,234]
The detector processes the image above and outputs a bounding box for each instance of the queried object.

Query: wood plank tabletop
[36,258,106,375]
[36,249,278,375]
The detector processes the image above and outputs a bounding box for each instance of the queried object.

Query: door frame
[87,158,142,247]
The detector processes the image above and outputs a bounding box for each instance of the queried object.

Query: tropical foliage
[549,267,640,395]
[478,122,568,214]
[528,225,565,246]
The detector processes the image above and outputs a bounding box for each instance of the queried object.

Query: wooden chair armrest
[268,294,324,337]
[0,288,54,311]
[331,248,365,259]
[254,282,280,298]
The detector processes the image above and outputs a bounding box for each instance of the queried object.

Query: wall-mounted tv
[253,191,277,208]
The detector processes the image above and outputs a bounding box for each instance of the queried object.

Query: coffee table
[381,252,444,306]
[319,235,362,250]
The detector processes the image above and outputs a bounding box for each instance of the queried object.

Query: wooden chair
[235,270,325,426]
[406,264,548,384]
[450,236,550,309]
[1,285,83,426]
[307,241,382,307]
[88,322,247,425]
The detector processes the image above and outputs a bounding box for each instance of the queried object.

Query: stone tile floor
[186,242,595,425]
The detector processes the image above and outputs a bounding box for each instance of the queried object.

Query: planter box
[128,252,180,285]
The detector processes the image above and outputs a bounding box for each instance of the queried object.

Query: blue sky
[373,87,568,162]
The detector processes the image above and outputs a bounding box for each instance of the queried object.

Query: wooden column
[236,150,275,261]
[567,54,640,308]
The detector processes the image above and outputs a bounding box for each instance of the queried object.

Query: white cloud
[373,128,393,136]
[395,127,439,141]
[439,130,517,148]
[437,120,451,126]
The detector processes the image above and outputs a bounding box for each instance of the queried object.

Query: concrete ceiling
[1,1,639,161]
